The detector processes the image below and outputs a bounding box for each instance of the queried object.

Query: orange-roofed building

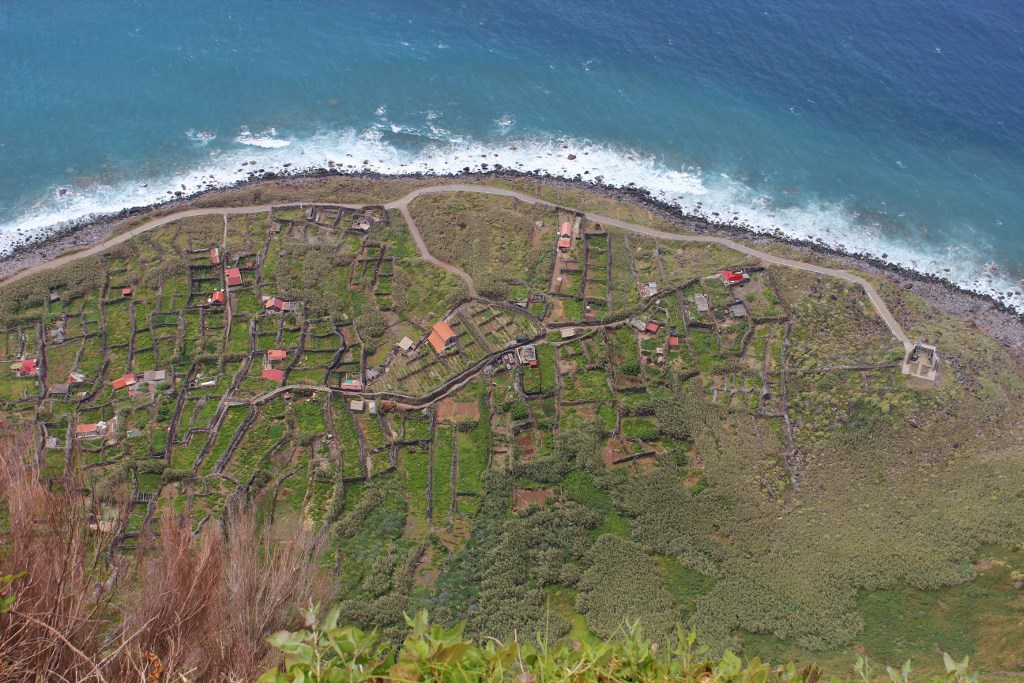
[645,322,660,334]
[121,286,133,297]
[112,373,137,390]
[265,297,286,310]
[76,423,107,439]
[267,349,287,361]
[427,321,458,354]
[262,368,285,382]
[225,268,242,287]
[210,247,220,265]
[210,290,226,304]
[557,222,572,251]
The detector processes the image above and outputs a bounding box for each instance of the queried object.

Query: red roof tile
[261,368,285,382]
[428,321,457,354]
[225,268,242,287]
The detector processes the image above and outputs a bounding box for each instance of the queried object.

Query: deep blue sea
[2,1,1022,305]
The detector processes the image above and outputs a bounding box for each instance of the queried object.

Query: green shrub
[355,309,387,339]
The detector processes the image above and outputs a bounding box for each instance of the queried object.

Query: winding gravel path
[0,184,912,350]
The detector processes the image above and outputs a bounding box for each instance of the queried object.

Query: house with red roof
[427,320,458,354]
[121,286,133,297]
[16,358,38,377]
[341,378,363,391]
[720,270,749,286]
[225,268,242,287]
[557,221,573,251]
[209,290,226,305]
[668,335,680,350]
[210,247,220,265]
[261,368,285,383]
[264,296,288,311]
[645,322,660,334]
[267,349,287,361]
[111,373,137,390]
[76,421,109,439]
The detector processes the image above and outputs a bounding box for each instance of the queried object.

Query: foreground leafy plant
[261,607,979,682]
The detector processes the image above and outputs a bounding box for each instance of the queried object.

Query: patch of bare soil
[601,438,630,468]
[549,298,567,322]
[435,397,480,422]
[530,220,550,247]
[574,405,596,421]
[435,516,471,548]
[556,356,578,375]
[517,433,536,460]
[513,488,556,510]
[414,545,439,586]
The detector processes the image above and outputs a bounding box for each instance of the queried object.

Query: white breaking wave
[185,129,216,145]
[1,124,1020,311]
[234,126,291,148]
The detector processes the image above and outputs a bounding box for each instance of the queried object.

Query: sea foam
[1,123,1020,311]
[234,126,291,148]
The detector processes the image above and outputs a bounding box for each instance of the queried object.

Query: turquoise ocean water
[1,1,1022,305]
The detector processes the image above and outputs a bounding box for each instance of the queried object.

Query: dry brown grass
[0,422,332,682]
[0,424,123,682]
[114,508,332,681]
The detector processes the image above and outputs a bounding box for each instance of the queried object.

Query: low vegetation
[1,180,1023,678]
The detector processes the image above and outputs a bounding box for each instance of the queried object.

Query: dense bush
[331,485,384,539]
[355,310,387,339]
[576,534,679,641]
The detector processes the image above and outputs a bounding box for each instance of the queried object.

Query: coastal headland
[2,170,1021,350]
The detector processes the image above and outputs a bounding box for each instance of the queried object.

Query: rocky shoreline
[2,168,1022,349]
